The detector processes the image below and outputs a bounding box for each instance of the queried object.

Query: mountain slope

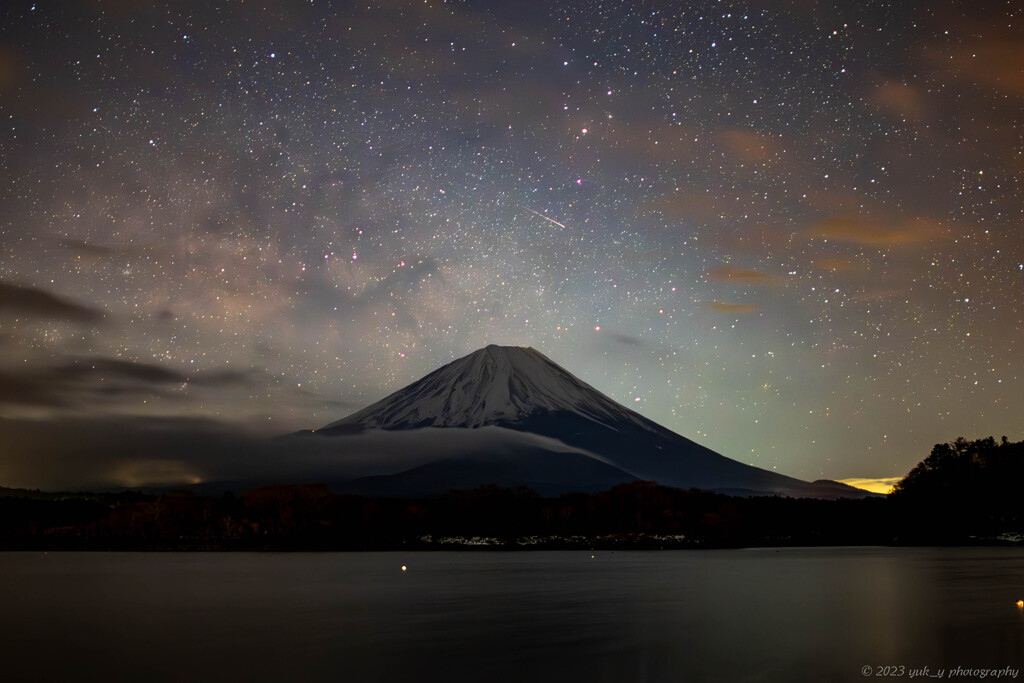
[313,345,868,498]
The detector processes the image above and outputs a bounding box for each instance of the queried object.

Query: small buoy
[401,565,407,572]
[1016,600,1023,608]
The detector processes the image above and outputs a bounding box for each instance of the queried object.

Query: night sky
[1,0,1021,492]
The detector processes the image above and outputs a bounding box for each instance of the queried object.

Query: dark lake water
[1,547,1022,682]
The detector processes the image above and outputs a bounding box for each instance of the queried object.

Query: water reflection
[0,548,1021,682]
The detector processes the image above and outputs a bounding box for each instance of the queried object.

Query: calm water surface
[1,547,1022,682]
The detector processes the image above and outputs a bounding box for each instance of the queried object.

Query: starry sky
[1,0,1021,491]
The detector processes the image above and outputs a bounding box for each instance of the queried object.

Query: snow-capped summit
[322,344,657,433]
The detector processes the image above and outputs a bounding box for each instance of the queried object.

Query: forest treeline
[0,436,1020,550]
[887,435,1024,542]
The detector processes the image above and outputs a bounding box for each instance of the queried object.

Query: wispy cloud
[869,80,925,120]
[0,357,258,411]
[707,301,759,314]
[706,266,774,284]
[604,330,644,347]
[716,128,779,164]
[812,258,855,272]
[810,216,948,246]
[57,238,116,257]
[927,39,1024,98]
[0,281,106,324]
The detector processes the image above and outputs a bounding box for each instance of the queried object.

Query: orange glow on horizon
[836,477,902,495]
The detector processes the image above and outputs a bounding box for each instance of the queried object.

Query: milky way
[1,1,1021,489]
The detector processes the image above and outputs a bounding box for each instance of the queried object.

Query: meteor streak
[521,207,567,229]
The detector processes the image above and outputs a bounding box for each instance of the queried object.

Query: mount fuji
[289,345,868,498]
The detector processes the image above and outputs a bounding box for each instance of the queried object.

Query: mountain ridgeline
[297,345,868,499]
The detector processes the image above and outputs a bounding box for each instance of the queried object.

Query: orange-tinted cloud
[707,301,758,314]
[931,39,1024,97]
[716,129,778,164]
[705,266,773,284]
[869,80,925,120]
[0,47,21,93]
[810,216,948,246]
[812,257,854,272]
